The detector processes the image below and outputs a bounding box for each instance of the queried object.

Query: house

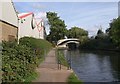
[0,0,18,42]
[18,12,46,40]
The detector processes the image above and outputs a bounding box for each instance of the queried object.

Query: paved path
[33,49,72,82]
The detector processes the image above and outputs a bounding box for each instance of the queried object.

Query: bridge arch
[57,38,80,49]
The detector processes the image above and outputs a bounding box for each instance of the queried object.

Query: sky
[13,1,119,36]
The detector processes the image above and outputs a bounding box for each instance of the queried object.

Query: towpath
[33,48,72,82]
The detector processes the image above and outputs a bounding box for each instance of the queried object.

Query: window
[8,35,15,41]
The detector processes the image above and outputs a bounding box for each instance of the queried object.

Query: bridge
[57,38,80,49]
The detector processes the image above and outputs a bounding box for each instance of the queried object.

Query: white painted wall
[0,1,18,27]
[35,18,45,39]
[18,13,45,40]
[18,14,37,40]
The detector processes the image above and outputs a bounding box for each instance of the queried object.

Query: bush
[2,37,52,82]
[80,37,116,50]
[2,41,36,82]
[19,37,52,54]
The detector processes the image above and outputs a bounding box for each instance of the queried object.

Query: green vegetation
[46,12,88,47]
[67,27,88,38]
[46,12,67,44]
[67,72,82,84]
[46,12,120,51]
[80,33,116,50]
[80,17,120,51]
[19,37,52,55]
[24,71,38,82]
[56,50,82,83]
[0,42,2,50]
[56,50,69,67]
[108,17,120,49]
[66,26,88,45]
[2,37,52,82]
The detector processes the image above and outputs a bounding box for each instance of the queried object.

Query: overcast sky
[13,1,119,36]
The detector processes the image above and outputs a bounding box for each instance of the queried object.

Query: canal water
[62,49,120,82]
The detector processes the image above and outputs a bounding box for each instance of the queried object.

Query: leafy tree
[80,28,116,50]
[46,12,67,44]
[67,27,88,38]
[95,29,105,39]
[66,27,88,44]
[97,29,104,35]
[108,17,120,48]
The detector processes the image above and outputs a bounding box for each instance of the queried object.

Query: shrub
[19,37,52,54]
[2,41,36,82]
[2,37,52,82]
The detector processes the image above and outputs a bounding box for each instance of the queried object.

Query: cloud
[66,4,117,22]
[32,3,46,9]
[34,12,46,19]
[62,3,118,36]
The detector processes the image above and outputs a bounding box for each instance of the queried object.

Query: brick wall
[0,21,18,41]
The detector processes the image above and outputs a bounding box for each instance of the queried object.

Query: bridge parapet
[57,38,79,45]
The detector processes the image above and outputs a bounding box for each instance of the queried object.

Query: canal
[62,49,120,82]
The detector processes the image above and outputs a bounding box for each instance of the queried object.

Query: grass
[19,37,53,56]
[57,50,69,67]
[39,57,45,64]
[0,42,2,51]
[23,72,38,83]
[67,72,82,84]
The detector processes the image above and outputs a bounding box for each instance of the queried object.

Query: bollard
[67,58,71,70]
[58,59,59,69]
[58,59,61,70]
[60,61,61,70]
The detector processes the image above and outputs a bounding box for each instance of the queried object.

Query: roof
[18,12,33,19]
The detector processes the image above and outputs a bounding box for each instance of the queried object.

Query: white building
[0,0,18,41]
[18,12,46,40]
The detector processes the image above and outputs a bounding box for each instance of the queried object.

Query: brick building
[0,0,18,42]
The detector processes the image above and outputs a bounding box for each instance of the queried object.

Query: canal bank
[33,48,80,82]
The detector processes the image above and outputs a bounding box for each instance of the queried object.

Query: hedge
[2,37,52,82]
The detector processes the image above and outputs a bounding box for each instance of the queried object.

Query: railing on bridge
[57,38,79,45]
[57,38,80,49]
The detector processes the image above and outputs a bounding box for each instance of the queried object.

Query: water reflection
[63,50,120,82]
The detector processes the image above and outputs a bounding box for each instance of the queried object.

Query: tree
[95,29,105,39]
[67,27,88,38]
[67,27,88,44]
[46,12,67,44]
[108,17,120,48]
[97,29,104,35]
